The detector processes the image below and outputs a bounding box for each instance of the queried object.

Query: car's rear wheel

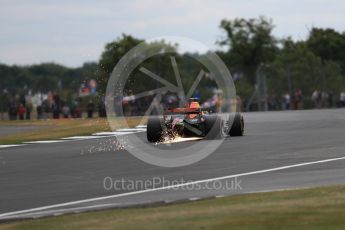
[204,115,224,139]
[229,113,244,136]
[147,117,164,142]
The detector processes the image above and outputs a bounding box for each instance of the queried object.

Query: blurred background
[1,0,345,120]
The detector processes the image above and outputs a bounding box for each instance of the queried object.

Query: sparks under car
[147,98,244,142]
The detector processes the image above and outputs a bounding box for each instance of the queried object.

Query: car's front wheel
[229,113,244,136]
[147,116,164,142]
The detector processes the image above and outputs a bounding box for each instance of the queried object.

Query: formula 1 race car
[147,98,244,142]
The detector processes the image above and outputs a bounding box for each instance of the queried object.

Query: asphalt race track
[1,109,345,220]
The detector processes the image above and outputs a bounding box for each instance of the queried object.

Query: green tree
[219,16,277,85]
[98,34,143,94]
[307,28,345,72]
[267,39,343,98]
[98,34,183,96]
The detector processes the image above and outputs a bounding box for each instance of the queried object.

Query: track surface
[1,109,345,220]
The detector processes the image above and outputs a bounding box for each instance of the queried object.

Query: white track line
[62,131,144,140]
[61,136,105,140]
[0,145,25,148]
[2,128,146,147]
[23,140,68,144]
[116,128,146,132]
[3,204,117,219]
[243,187,311,195]
[92,131,145,136]
[1,156,345,218]
[92,132,120,136]
[1,128,144,151]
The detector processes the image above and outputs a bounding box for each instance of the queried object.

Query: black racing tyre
[204,115,224,139]
[147,116,164,142]
[229,113,244,136]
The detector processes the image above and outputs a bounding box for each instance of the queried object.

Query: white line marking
[92,132,117,136]
[215,195,225,198]
[243,187,311,195]
[0,144,25,148]
[164,200,174,204]
[4,128,146,146]
[1,156,345,218]
[61,131,140,140]
[93,130,145,136]
[2,204,117,220]
[106,131,140,136]
[116,128,146,132]
[23,140,68,144]
[61,136,105,140]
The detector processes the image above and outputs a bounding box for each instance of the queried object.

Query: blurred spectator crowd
[2,92,106,120]
[244,89,345,111]
[1,89,345,120]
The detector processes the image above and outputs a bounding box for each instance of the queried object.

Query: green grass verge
[0,117,144,145]
[1,185,345,229]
